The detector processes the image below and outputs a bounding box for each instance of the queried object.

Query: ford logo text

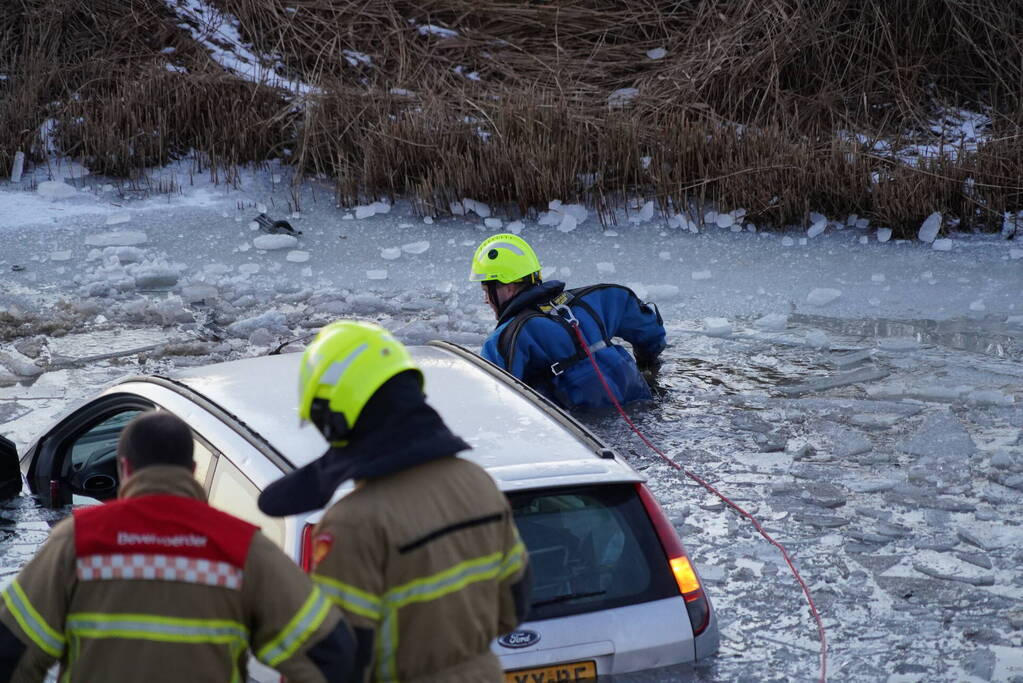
[498,630,541,649]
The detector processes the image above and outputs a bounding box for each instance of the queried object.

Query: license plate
[505,660,597,682]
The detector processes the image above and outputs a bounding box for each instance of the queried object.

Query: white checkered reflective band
[76,554,243,590]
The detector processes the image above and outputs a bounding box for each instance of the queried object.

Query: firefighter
[0,411,355,683]
[257,320,532,682]
[470,233,667,411]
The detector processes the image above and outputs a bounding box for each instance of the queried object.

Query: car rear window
[509,484,678,621]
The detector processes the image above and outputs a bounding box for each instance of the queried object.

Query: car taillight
[636,483,711,635]
[300,522,315,572]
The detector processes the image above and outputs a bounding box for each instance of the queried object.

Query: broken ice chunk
[918,212,942,243]
[753,313,788,331]
[806,288,842,306]
[37,180,79,200]
[703,318,732,337]
[85,231,148,247]
[897,411,976,458]
[807,220,827,238]
[402,241,430,254]
[253,234,298,250]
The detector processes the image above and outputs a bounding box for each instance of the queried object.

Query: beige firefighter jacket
[0,465,343,683]
[312,455,528,682]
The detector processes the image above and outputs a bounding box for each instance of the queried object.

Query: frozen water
[897,411,976,458]
[691,270,712,281]
[105,212,131,226]
[484,218,502,229]
[781,236,795,246]
[381,247,401,260]
[227,310,287,337]
[253,234,297,250]
[753,313,788,331]
[715,213,734,229]
[130,259,181,289]
[806,288,842,306]
[877,228,892,243]
[629,200,655,223]
[2,160,1022,683]
[703,317,732,337]
[36,180,79,200]
[932,238,953,251]
[285,251,310,263]
[807,220,827,238]
[451,198,490,218]
[646,47,667,60]
[597,262,615,274]
[0,352,43,378]
[366,269,388,280]
[85,231,148,247]
[401,241,430,255]
[918,212,942,243]
[506,221,524,234]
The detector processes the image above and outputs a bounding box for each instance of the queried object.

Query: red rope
[567,322,828,682]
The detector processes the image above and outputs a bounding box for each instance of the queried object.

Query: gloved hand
[635,353,662,380]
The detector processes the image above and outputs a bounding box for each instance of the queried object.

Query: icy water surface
[2,317,1022,682]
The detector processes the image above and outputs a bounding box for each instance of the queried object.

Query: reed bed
[3,0,1022,235]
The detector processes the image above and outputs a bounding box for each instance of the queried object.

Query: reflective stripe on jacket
[482,280,666,411]
[0,466,342,683]
[312,456,528,682]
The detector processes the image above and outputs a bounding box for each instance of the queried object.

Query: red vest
[73,495,258,589]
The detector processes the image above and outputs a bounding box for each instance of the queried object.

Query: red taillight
[636,483,711,635]
[300,522,315,572]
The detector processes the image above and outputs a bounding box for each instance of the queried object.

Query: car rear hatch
[494,483,714,678]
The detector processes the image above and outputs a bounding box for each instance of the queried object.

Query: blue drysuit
[481,280,666,411]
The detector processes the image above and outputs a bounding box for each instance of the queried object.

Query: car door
[27,393,218,507]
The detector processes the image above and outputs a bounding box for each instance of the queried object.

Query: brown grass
[3,0,1023,235]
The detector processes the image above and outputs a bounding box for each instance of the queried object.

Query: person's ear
[118,457,133,480]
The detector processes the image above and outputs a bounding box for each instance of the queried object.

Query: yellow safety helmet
[469,233,542,284]
[297,320,422,438]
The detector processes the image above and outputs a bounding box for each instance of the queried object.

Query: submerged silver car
[7,341,719,680]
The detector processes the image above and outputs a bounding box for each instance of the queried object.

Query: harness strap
[539,290,614,377]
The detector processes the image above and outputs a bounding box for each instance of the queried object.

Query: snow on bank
[165,0,313,95]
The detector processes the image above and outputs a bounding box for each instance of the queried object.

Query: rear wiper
[531,590,606,608]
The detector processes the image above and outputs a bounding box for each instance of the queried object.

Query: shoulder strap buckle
[549,302,578,327]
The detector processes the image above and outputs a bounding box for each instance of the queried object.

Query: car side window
[208,457,286,547]
[65,409,145,503]
[192,439,215,489]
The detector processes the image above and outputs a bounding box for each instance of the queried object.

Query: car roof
[145,342,641,490]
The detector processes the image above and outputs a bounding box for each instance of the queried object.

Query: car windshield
[508,484,678,621]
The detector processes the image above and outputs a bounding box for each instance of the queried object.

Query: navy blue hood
[258,371,471,517]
